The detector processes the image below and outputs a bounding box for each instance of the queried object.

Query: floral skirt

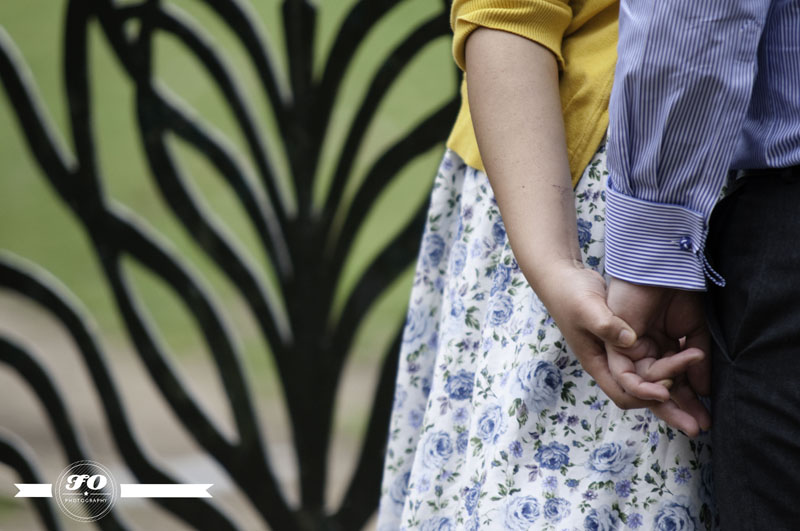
[376,144,717,530]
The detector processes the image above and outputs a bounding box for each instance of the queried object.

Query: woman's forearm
[464,28,582,290]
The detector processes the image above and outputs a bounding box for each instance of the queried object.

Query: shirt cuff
[604,182,708,291]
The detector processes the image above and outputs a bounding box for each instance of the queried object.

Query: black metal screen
[0,0,459,529]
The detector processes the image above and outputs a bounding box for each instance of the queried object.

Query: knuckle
[586,313,614,337]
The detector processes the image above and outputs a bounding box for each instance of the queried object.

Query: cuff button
[678,236,693,251]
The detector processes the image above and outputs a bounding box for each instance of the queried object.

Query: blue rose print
[476,404,507,444]
[393,386,407,411]
[584,505,620,531]
[628,513,644,529]
[654,498,697,531]
[586,442,636,479]
[516,360,563,413]
[442,153,453,170]
[420,516,454,531]
[463,482,481,515]
[577,218,593,247]
[469,237,484,259]
[508,440,523,458]
[417,476,431,493]
[421,431,453,470]
[490,263,511,295]
[504,495,540,531]
[456,431,469,455]
[544,497,571,523]
[488,294,514,326]
[408,407,424,428]
[423,233,446,269]
[421,377,431,397]
[450,293,465,317]
[614,479,631,498]
[388,471,410,514]
[402,306,428,344]
[434,276,445,293]
[450,241,467,276]
[674,466,691,485]
[444,370,474,401]
[534,441,570,470]
[492,219,506,246]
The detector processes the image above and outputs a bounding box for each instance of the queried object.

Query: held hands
[604,278,711,436]
[536,262,711,437]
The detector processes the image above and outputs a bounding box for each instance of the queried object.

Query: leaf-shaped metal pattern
[0,0,458,528]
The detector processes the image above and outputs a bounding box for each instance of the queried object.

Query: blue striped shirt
[605,0,800,291]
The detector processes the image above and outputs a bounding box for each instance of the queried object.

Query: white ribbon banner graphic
[13,484,52,498]
[16,483,213,498]
[120,484,213,498]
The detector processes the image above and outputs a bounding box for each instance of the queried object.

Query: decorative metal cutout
[0,0,459,528]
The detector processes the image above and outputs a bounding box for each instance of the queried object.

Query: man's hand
[605,278,712,436]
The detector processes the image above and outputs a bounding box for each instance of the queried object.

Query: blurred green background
[0,0,457,528]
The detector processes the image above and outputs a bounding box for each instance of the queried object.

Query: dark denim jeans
[706,172,800,531]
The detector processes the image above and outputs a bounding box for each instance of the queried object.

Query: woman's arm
[464,28,706,434]
[465,28,579,284]
[465,27,627,347]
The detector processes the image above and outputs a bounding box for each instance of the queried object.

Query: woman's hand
[533,258,636,368]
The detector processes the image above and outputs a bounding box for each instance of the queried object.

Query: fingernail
[657,379,673,390]
[618,329,635,346]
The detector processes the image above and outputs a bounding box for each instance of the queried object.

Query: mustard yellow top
[448,0,619,188]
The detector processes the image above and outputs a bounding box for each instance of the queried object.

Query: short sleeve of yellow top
[447,0,618,189]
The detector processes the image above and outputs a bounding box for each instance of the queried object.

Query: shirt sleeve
[604,0,772,291]
[451,0,573,71]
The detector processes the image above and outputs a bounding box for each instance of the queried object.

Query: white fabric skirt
[377,143,717,531]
